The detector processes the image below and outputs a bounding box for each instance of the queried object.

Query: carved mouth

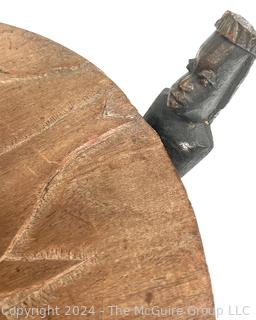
[169,90,186,107]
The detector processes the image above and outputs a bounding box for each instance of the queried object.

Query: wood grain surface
[0,23,215,319]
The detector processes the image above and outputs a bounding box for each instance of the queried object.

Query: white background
[1,1,256,319]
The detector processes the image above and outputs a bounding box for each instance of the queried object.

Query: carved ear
[186,58,197,72]
[199,69,218,87]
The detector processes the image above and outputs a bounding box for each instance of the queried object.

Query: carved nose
[179,78,194,92]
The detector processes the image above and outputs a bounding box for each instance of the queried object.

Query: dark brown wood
[0,23,215,319]
[145,11,255,176]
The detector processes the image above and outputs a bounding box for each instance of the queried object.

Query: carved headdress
[215,10,256,57]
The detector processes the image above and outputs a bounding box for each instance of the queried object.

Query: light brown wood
[0,23,215,319]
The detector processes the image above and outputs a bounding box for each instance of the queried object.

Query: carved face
[168,32,253,122]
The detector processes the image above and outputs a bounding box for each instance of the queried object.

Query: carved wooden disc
[0,23,215,319]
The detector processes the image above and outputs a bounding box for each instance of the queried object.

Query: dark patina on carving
[144,11,256,176]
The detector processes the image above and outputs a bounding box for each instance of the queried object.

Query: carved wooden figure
[145,11,256,176]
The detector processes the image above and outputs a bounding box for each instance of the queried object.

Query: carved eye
[199,77,210,87]
[198,70,217,88]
